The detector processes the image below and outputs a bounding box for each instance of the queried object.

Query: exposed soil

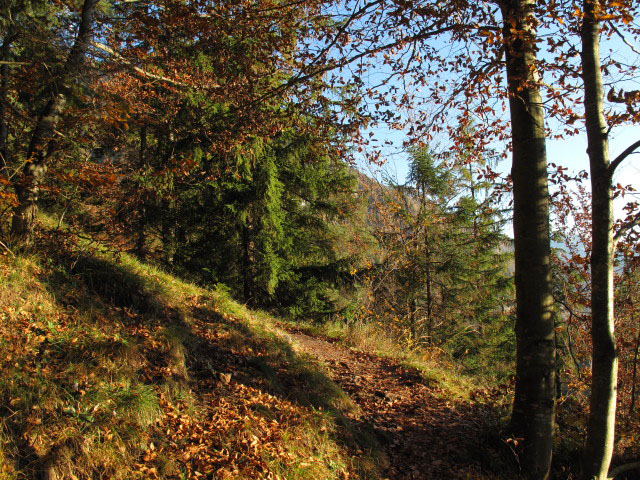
[287,330,510,480]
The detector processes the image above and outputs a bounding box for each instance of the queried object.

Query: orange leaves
[0,175,17,206]
[571,0,635,23]
[0,189,18,207]
[149,385,289,479]
[50,161,118,192]
[101,104,131,130]
[477,28,499,46]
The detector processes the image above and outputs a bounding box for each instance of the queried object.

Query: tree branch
[0,239,15,257]
[245,23,466,112]
[608,139,640,177]
[614,210,640,243]
[294,0,385,82]
[607,21,640,56]
[90,42,207,88]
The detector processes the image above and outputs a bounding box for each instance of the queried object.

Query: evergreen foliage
[365,145,514,378]
[144,130,370,320]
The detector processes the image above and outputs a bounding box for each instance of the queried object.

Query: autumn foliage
[1,0,640,479]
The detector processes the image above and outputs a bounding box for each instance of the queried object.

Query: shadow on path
[287,331,518,480]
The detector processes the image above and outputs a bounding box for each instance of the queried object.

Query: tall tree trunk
[555,328,563,400]
[12,94,65,236]
[161,198,176,265]
[135,124,148,258]
[0,34,14,177]
[581,1,618,477]
[409,298,417,343]
[242,223,253,305]
[630,329,639,415]
[425,248,433,346]
[11,0,99,239]
[500,1,556,478]
[420,189,434,347]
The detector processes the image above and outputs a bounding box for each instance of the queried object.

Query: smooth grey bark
[11,0,99,238]
[580,1,618,478]
[500,1,556,478]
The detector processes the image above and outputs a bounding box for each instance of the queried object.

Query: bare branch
[0,239,15,257]
[90,41,208,89]
[608,461,640,480]
[614,210,640,243]
[608,139,640,176]
[245,22,473,112]
[295,0,385,80]
[607,21,640,56]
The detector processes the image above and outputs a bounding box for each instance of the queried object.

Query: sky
[355,122,640,239]
[348,18,640,237]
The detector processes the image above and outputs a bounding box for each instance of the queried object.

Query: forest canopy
[1,1,640,479]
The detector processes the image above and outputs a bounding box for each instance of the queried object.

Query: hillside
[0,221,517,480]
[0,224,376,479]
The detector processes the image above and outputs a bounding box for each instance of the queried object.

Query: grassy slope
[0,226,381,480]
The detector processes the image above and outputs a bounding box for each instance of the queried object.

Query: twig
[608,21,640,56]
[0,239,15,257]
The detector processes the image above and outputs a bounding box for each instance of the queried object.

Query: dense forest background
[1,0,640,479]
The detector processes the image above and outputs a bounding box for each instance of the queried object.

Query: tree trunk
[0,34,14,177]
[242,223,253,305]
[630,329,639,415]
[411,298,421,343]
[12,94,65,236]
[135,124,148,258]
[420,191,434,347]
[581,1,618,478]
[10,0,99,239]
[161,198,176,265]
[500,1,556,478]
[555,328,563,400]
[425,240,434,346]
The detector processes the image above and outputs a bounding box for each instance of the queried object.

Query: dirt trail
[287,331,501,480]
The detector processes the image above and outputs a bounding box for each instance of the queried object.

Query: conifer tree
[368,145,513,370]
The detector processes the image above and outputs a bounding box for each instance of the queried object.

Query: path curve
[287,331,502,480]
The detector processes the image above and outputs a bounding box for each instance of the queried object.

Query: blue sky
[348,19,640,234]
[356,123,640,239]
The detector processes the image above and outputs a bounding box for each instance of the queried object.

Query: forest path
[286,330,502,480]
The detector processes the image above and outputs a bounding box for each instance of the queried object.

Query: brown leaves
[146,384,304,479]
[290,331,504,479]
